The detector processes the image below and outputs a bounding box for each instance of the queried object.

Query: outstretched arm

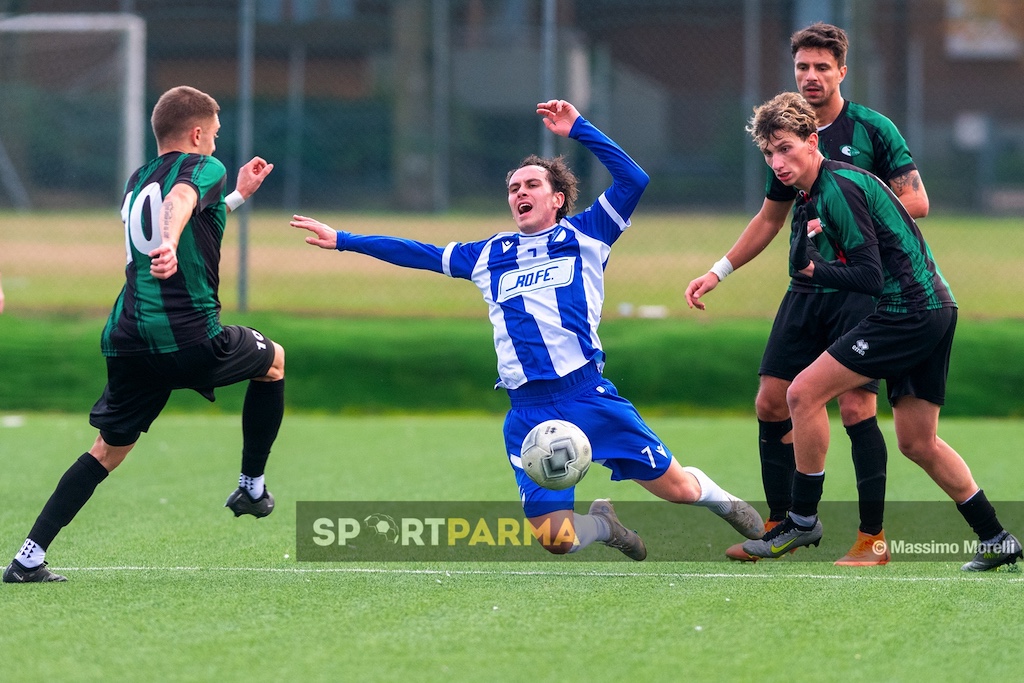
[290,214,447,274]
[685,197,792,310]
[291,214,339,249]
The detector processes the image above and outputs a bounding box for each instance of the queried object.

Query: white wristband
[225,190,245,211]
[710,256,734,282]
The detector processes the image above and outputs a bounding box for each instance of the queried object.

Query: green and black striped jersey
[101,152,228,356]
[808,159,954,314]
[766,99,918,293]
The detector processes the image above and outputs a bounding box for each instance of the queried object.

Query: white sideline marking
[59,566,1023,582]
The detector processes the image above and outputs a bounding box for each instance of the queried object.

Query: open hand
[290,214,339,249]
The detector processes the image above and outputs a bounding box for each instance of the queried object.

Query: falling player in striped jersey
[291,100,763,560]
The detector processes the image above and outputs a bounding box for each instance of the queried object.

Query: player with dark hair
[290,100,764,560]
[3,85,283,583]
[685,22,929,565]
[736,91,1021,572]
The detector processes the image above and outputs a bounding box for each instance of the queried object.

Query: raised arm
[685,197,792,310]
[560,107,650,228]
[226,156,274,213]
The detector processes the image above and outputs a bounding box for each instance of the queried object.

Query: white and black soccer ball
[521,419,592,490]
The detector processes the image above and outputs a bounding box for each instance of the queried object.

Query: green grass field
[3,208,1023,680]
[2,413,1022,682]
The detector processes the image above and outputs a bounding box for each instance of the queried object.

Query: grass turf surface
[2,413,1022,682]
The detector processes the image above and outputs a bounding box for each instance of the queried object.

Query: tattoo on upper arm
[890,171,921,197]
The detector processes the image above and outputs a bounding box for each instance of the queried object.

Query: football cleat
[834,529,890,567]
[726,519,785,562]
[960,531,1023,572]
[3,560,67,583]
[225,487,275,518]
[589,499,647,561]
[713,494,765,540]
[740,516,822,559]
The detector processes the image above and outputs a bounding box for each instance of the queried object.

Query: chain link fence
[1,0,1022,317]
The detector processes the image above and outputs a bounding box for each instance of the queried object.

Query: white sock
[239,474,265,499]
[567,513,610,553]
[682,466,733,515]
[15,539,45,569]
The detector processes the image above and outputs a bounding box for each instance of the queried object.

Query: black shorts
[760,289,880,393]
[827,307,956,407]
[89,325,277,437]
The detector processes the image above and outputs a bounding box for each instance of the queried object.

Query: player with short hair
[685,22,929,565]
[290,100,764,560]
[736,91,1021,572]
[3,85,284,583]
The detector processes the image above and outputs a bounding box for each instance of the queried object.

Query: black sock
[791,471,824,523]
[847,416,887,535]
[759,418,794,521]
[27,453,109,550]
[241,378,284,478]
[956,489,1004,541]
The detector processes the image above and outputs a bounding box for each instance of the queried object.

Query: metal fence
[1,0,1022,316]
[4,0,1024,212]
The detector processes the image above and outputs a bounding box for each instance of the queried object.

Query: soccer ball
[521,419,592,490]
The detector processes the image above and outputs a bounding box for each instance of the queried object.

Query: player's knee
[755,382,790,422]
[837,390,877,426]
[785,379,815,418]
[896,435,933,463]
[640,467,700,504]
[264,342,285,381]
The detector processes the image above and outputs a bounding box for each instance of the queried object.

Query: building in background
[1,0,1022,213]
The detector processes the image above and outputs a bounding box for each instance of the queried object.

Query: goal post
[0,13,145,208]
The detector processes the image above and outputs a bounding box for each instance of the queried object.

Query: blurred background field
[3,209,1024,418]
[2,1,1024,411]
[3,209,1023,319]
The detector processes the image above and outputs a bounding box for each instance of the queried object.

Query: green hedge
[2,313,1023,418]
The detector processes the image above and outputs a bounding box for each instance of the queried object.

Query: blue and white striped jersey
[335,117,649,389]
